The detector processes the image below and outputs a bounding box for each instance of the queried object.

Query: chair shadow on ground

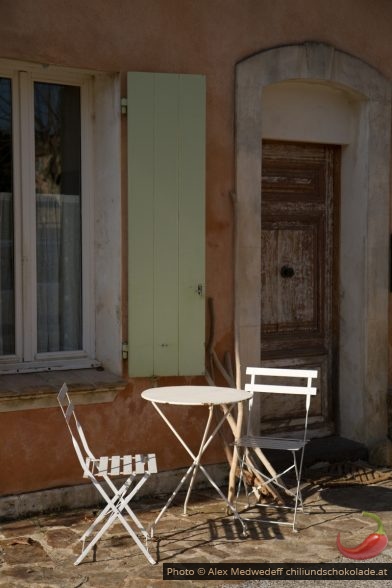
[153,510,288,562]
[63,483,392,563]
[227,481,392,537]
[116,480,392,562]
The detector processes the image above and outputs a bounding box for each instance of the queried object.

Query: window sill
[0,368,127,412]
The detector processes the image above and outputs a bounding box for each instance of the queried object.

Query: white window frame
[0,60,98,373]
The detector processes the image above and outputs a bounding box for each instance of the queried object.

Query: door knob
[280,265,295,278]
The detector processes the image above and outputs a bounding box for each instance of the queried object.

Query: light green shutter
[127,72,205,377]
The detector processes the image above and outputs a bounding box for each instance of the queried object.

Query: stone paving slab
[1,481,392,587]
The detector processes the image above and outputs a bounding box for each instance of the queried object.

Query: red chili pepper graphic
[337,511,388,560]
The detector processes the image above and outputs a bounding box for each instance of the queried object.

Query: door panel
[260,141,339,434]
[261,217,320,332]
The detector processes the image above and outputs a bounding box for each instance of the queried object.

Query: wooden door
[260,141,340,434]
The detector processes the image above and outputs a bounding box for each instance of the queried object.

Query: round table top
[141,385,252,406]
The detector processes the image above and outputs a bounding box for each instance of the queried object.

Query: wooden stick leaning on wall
[205,296,284,505]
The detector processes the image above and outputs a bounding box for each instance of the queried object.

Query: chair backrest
[57,383,95,472]
[245,367,318,438]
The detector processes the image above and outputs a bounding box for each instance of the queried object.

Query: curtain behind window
[35,83,82,353]
[36,193,81,352]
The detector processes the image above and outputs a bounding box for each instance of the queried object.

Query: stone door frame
[235,43,391,447]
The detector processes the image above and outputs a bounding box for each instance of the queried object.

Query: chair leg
[75,505,156,566]
[80,475,136,543]
[291,449,307,532]
[75,473,156,566]
[235,448,307,532]
[235,450,247,503]
[75,502,156,566]
[104,474,151,539]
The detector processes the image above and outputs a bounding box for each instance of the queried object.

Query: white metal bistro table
[141,385,252,536]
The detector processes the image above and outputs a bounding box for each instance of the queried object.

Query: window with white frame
[0,64,98,373]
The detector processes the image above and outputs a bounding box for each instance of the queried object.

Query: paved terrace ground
[1,476,392,588]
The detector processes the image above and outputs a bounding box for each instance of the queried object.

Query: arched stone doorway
[235,43,391,447]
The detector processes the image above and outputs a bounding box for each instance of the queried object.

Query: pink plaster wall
[1,0,392,494]
[0,378,227,495]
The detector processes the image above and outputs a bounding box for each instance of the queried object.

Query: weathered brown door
[260,141,340,434]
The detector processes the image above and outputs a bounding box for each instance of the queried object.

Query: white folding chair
[57,383,157,565]
[235,367,318,531]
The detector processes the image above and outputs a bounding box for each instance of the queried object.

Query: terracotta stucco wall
[1,0,392,494]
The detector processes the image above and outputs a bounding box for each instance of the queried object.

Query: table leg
[196,460,247,535]
[183,405,214,514]
[149,462,196,537]
[148,401,247,536]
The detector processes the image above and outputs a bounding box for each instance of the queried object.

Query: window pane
[35,82,82,353]
[0,78,15,355]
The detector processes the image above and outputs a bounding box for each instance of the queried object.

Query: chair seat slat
[98,456,109,476]
[134,454,145,474]
[147,453,158,474]
[122,455,133,475]
[111,455,120,475]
